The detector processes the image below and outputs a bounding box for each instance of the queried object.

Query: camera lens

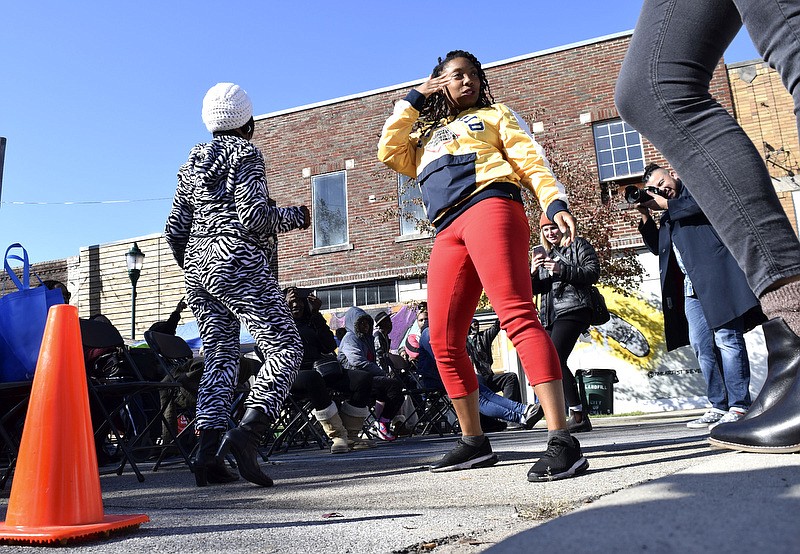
[624,185,653,204]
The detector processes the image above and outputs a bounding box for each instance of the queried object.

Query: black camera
[624,185,668,204]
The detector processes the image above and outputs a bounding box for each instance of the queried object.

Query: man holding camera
[635,164,765,430]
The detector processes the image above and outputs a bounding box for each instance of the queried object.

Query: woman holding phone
[531,214,600,433]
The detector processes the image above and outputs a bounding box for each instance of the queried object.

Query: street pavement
[1,409,799,553]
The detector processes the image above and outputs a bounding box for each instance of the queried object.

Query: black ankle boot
[194,429,239,487]
[709,318,800,453]
[216,408,273,487]
[742,318,800,421]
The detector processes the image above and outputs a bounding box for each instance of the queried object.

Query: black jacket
[295,310,338,371]
[466,319,501,378]
[638,182,765,351]
[532,237,599,329]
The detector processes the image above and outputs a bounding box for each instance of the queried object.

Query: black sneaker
[527,435,589,482]
[567,411,592,433]
[430,437,499,473]
[523,403,544,430]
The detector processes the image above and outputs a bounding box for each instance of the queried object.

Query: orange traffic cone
[0,304,148,545]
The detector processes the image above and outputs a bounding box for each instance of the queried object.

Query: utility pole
[0,137,6,208]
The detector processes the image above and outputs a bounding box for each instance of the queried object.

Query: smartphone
[531,245,548,274]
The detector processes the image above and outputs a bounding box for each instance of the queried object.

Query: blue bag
[0,244,64,382]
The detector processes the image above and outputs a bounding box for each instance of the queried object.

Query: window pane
[629,159,645,174]
[341,287,353,308]
[610,134,625,148]
[609,122,623,135]
[398,174,427,235]
[598,164,614,181]
[312,172,347,248]
[627,145,642,160]
[379,283,396,303]
[366,286,378,305]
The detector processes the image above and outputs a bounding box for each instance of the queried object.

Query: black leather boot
[216,408,273,487]
[741,318,800,421]
[709,318,800,452]
[194,429,239,487]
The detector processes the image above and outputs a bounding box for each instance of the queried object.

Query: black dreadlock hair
[642,162,662,183]
[414,50,495,139]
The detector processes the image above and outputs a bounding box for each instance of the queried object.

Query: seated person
[285,288,375,452]
[402,306,429,362]
[418,327,542,431]
[338,306,406,442]
[467,317,523,403]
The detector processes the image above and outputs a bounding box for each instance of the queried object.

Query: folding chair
[142,330,203,471]
[0,381,32,490]
[389,353,460,437]
[80,318,191,482]
[144,330,261,469]
[262,394,328,457]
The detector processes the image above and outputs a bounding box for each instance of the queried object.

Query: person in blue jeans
[636,164,765,429]
[417,327,542,431]
[616,0,800,452]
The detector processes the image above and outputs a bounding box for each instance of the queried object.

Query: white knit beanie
[201,82,253,133]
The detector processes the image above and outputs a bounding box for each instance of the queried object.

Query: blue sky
[0,2,760,263]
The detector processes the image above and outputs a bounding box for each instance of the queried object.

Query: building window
[312,171,348,248]
[315,281,398,311]
[593,120,645,181]
[398,174,427,235]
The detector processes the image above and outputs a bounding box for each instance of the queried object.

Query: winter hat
[374,311,390,327]
[540,213,555,228]
[201,83,253,133]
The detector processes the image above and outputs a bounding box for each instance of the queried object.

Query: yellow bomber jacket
[377,89,568,230]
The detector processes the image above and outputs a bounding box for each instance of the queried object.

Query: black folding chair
[142,330,203,471]
[0,381,32,490]
[389,354,460,437]
[144,330,261,469]
[262,394,328,457]
[80,318,190,482]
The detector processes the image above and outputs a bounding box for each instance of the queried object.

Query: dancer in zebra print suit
[166,83,310,487]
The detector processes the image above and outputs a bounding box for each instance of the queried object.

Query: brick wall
[729,60,800,233]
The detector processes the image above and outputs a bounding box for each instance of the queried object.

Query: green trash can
[576,369,619,415]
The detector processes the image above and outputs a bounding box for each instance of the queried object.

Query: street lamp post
[125,242,145,340]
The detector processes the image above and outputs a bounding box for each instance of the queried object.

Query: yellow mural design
[580,285,668,370]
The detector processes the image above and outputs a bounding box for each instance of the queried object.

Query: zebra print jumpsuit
[165,135,306,430]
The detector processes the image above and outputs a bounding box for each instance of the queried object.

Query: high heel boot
[739,318,800,421]
[709,318,800,452]
[216,408,274,487]
[194,429,239,487]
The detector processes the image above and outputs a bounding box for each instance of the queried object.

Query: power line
[0,197,171,206]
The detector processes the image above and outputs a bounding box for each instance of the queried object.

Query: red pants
[427,198,562,398]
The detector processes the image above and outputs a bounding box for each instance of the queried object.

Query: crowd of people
[154,19,800,489]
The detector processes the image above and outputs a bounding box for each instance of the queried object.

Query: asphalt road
[1,410,798,553]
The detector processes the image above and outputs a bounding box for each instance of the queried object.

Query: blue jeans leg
[713,317,752,410]
[685,296,728,411]
[616,0,800,295]
[477,383,525,423]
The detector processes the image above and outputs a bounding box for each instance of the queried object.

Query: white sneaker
[686,410,725,429]
[708,409,746,430]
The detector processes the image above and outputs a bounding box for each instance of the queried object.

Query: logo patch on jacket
[426,127,459,152]
[458,114,485,132]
